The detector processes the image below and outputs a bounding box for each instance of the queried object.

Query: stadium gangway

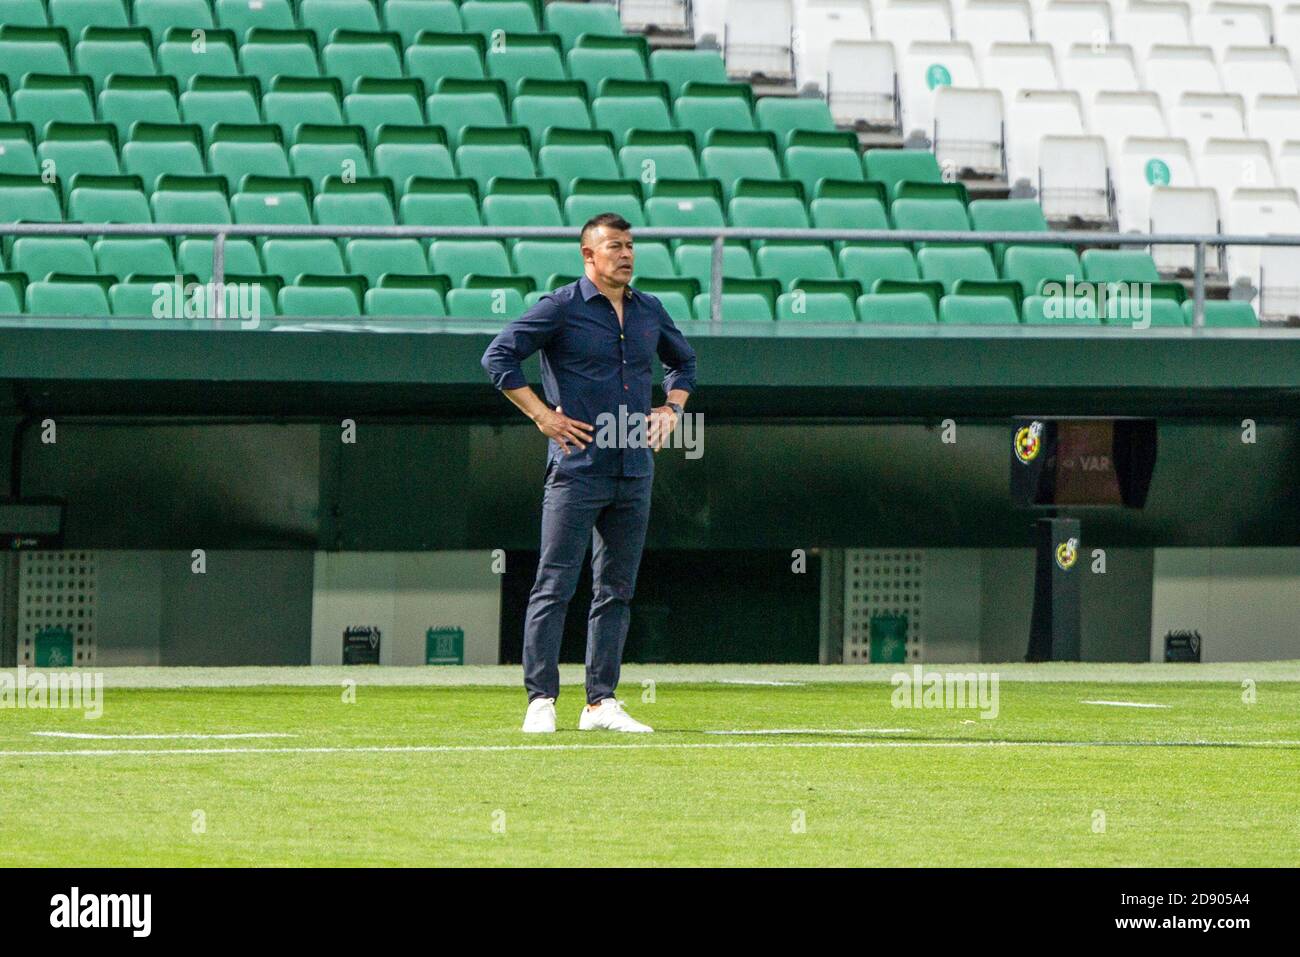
[1,222,1297,328]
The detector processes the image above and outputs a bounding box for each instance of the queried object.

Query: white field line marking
[704,728,913,735]
[3,740,1300,758]
[29,731,298,740]
[1081,700,1171,709]
[714,680,806,687]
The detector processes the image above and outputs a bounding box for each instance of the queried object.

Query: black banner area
[0,867,1285,942]
[1027,516,1083,661]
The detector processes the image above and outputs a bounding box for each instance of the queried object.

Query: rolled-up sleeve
[654,298,697,395]
[480,295,564,391]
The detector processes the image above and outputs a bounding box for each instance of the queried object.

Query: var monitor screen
[1010,418,1157,508]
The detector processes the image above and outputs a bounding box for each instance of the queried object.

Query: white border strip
[29,731,298,740]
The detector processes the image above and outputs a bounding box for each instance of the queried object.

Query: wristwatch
[667,402,684,418]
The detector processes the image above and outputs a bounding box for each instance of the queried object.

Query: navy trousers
[523,460,653,705]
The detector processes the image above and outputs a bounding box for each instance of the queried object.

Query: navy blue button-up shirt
[481,275,698,477]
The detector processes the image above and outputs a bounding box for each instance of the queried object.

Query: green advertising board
[425,627,464,665]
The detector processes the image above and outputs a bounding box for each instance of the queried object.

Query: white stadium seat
[899,41,981,142]
[1038,134,1112,223]
[932,86,1006,175]
[620,0,692,33]
[1116,136,1196,232]
[826,39,900,128]
[692,0,727,43]
[983,43,1060,94]
[875,0,956,50]
[1172,91,1248,153]
[723,0,796,80]
[1149,186,1223,274]
[1037,1,1113,63]
[793,0,875,92]
[1197,137,1278,212]
[1093,92,1170,165]
[1221,46,1300,101]
[1191,2,1273,58]
[1275,140,1300,190]
[1115,1,1193,61]
[954,0,1033,57]
[1006,89,1086,191]
[1226,187,1300,315]
[1249,94,1300,157]
[1061,43,1140,116]
[1143,45,1224,111]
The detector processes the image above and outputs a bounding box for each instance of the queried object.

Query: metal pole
[212,231,227,321]
[709,234,723,327]
[1192,241,1205,328]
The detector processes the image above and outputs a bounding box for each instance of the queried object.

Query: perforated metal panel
[843,549,924,662]
[17,551,97,667]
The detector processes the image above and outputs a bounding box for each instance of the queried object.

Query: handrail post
[212,231,226,322]
[1192,241,1205,328]
[709,233,723,328]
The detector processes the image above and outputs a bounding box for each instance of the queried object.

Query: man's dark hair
[580,212,633,244]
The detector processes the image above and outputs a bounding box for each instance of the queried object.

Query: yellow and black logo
[1055,537,1079,571]
[1014,421,1043,464]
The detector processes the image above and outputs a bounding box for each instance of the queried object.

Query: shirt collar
[578,275,634,303]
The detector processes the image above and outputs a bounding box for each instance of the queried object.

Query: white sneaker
[522,697,557,733]
[578,698,653,733]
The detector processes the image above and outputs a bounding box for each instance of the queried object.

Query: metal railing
[2,221,1298,328]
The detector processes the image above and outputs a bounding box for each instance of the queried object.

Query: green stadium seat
[618,129,699,187]
[459,1,540,38]
[0,122,39,175]
[344,78,425,145]
[66,173,150,222]
[512,79,592,149]
[674,244,754,290]
[278,275,366,317]
[857,291,939,324]
[939,294,1021,324]
[109,277,170,317]
[0,27,73,91]
[537,127,617,195]
[13,237,96,281]
[150,173,230,223]
[563,178,645,226]
[38,122,120,182]
[264,77,344,145]
[1105,296,1185,327]
[968,199,1050,267]
[446,286,526,319]
[674,84,755,154]
[865,149,949,205]
[1081,249,1186,302]
[177,237,260,281]
[179,76,261,135]
[463,271,534,298]
[398,176,480,226]
[12,74,95,136]
[0,0,47,26]
[98,75,180,143]
[891,197,973,248]
[406,32,486,90]
[756,243,837,291]
[219,274,280,319]
[784,135,865,203]
[209,124,289,193]
[239,29,321,89]
[0,79,11,123]
[700,130,782,202]
[839,246,919,287]
[300,0,381,38]
[776,288,858,322]
[314,176,396,226]
[627,241,674,278]
[290,125,371,189]
[133,0,214,41]
[650,50,727,99]
[810,180,890,246]
[382,0,462,49]
[73,28,156,92]
[426,77,508,148]
[1021,293,1101,325]
[756,97,840,141]
[486,33,567,93]
[346,238,428,284]
[544,1,624,49]
[230,175,313,225]
[567,43,648,100]
[482,177,562,227]
[373,125,455,195]
[917,246,1020,306]
[95,237,175,278]
[633,284,693,323]
[364,275,449,317]
[323,30,404,89]
[644,179,726,234]
[430,239,510,287]
[692,291,772,322]
[591,80,673,148]
[157,28,239,85]
[1001,246,1083,298]
[512,239,583,289]
[729,180,809,232]
[262,238,345,284]
[1187,300,1259,327]
[50,0,129,44]
[214,0,295,40]
[455,127,536,195]
[27,274,112,316]
[0,272,24,315]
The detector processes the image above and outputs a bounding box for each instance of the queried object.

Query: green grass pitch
[2,664,1298,867]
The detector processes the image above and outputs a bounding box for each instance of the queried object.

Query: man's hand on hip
[536,405,594,455]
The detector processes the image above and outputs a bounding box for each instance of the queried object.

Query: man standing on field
[481,213,697,734]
